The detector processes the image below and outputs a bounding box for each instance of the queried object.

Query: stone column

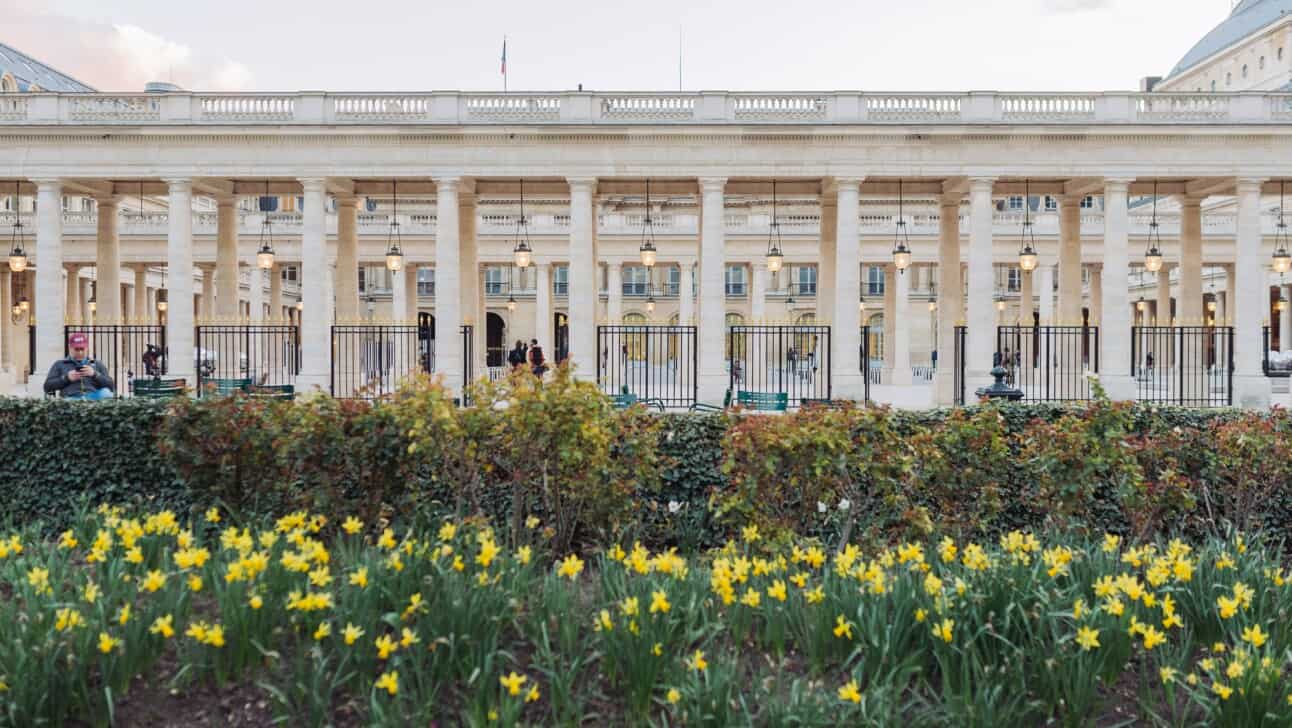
[458,188,484,377]
[296,178,330,392]
[534,262,551,347]
[334,197,359,321]
[832,178,864,398]
[882,264,896,379]
[818,192,837,325]
[607,262,623,323]
[133,267,148,323]
[1039,264,1056,325]
[1019,269,1034,324]
[200,267,214,320]
[65,264,81,325]
[934,194,963,405]
[1100,179,1135,400]
[270,263,283,320]
[891,259,913,386]
[679,260,695,324]
[1058,195,1083,325]
[966,178,996,391]
[1281,284,1292,351]
[1233,179,1271,408]
[0,268,11,373]
[567,178,597,380]
[1156,266,1172,326]
[215,196,239,319]
[1178,198,1204,326]
[391,258,408,323]
[405,265,419,321]
[434,177,463,393]
[164,179,195,381]
[697,177,727,402]
[750,262,766,322]
[1089,265,1103,326]
[94,196,122,322]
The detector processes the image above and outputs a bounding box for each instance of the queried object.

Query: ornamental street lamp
[256,180,276,270]
[385,180,404,272]
[1274,182,1292,275]
[1144,181,1164,273]
[765,179,784,274]
[7,181,26,273]
[639,178,658,268]
[512,179,533,269]
[892,180,912,273]
[1018,179,1038,273]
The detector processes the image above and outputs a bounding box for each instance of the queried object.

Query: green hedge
[0,383,1281,543]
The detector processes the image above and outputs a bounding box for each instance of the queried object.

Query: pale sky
[4,0,1234,92]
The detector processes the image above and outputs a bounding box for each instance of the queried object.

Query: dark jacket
[507,346,527,367]
[529,345,546,373]
[44,358,114,398]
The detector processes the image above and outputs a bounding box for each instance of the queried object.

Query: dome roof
[0,42,95,92]
[1167,0,1292,79]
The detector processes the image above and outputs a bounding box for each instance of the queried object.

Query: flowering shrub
[5,505,1292,725]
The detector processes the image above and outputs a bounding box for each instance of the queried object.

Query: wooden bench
[249,384,295,401]
[610,392,666,412]
[736,390,789,412]
[132,378,187,399]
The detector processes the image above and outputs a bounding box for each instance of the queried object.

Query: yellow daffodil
[526,684,540,703]
[313,622,331,641]
[838,679,862,704]
[500,671,528,696]
[343,623,364,645]
[149,614,174,639]
[97,632,119,654]
[687,650,707,672]
[204,507,221,523]
[933,619,954,643]
[833,615,853,640]
[342,516,362,535]
[1242,624,1268,648]
[1076,626,1100,651]
[557,554,584,580]
[667,688,681,704]
[376,670,399,696]
[741,525,759,543]
[375,634,398,659]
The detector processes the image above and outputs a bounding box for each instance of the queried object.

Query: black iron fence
[597,324,698,408]
[953,325,967,406]
[1132,326,1233,407]
[331,323,474,401]
[996,326,1099,403]
[195,324,300,395]
[857,325,872,403]
[62,324,167,397]
[728,324,831,407]
[1264,326,1291,378]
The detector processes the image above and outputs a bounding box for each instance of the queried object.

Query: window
[1007,196,1024,211]
[281,266,299,283]
[553,265,569,296]
[622,265,649,296]
[1242,64,1248,79]
[357,268,367,294]
[796,266,817,295]
[724,265,746,297]
[417,268,435,297]
[1044,196,1057,211]
[867,266,886,296]
[484,266,509,296]
[1280,47,1285,61]
[1211,79,1217,92]
[665,266,680,296]
[1007,268,1021,293]
[1260,56,1266,70]
[1226,72,1232,86]
[1080,196,1094,209]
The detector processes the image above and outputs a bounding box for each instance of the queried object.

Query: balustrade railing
[6,91,1291,126]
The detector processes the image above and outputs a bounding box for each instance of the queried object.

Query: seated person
[45,332,114,400]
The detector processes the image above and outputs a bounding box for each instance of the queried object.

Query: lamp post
[765,179,784,274]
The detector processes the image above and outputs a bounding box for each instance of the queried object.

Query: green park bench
[132,378,187,400]
[688,388,732,413]
[736,390,789,412]
[610,390,666,412]
[203,378,252,397]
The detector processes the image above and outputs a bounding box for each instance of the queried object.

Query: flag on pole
[500,38,507,75]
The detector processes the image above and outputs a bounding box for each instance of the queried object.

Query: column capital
[826,176,864,193]
[697,177,727,193]
[213,193,238,207]
[1057,193,1086,207]
[1102,177,1136,190]
[1177,195,1205,208]
[334,194,359,208]
[1235,177,1268,193]
[967,176,997,190]
[298,177,327,192]
[30,177,63,188]
[162,178,192,190]
[94,194,120,207]
[433,176,461,190]
[566,176,598,191]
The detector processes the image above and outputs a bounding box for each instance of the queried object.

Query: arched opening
[793,313,819,358]
[485,312,506,367]
[0,74,16,93]
[554,312,569,362]
[417,312,435,372]
[622,312,647,361]
[725,312,745,360]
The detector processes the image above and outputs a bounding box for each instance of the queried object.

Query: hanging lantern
[858,294,866,312]
[7,181,26,273]
[928,299,937,313]
[1018,180,1039,272]
[296,300,304,311]
[1136,296,1147,312]
[639,178,658,268]
[1274,182,1292,275]
[646,295,656,314]
[18,296,28,312]
[765,179,785,274]
[257,180,276,269]
[892,180,912,273]
[385,180,404,272]
[506,294,517,312]
[995,298,1006,312]
[1144,181,1164,273]
[1207,299,1217,313]
[785,285,796,307]
[512,179,533,269]
[156,287,168,313]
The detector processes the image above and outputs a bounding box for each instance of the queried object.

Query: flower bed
[5,504,1292,725]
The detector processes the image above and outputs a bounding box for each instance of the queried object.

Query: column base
[965,369,995,403]
[1098,373,1136,402]
[934,369,956,407]
[698,372,729,405]
[294,373,332,397]
[889,367,913,387]
[831,372,867,402]
[1233,374,1271,410]
[25,377,45,398]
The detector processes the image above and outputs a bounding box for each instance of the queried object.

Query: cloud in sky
[0,0,252,90]
[1040,0,1114,12]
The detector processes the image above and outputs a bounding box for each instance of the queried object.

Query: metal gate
[331,324,427,399]
[953,325,967,406]
[858,325,872,403]
[996,326,1099,403]
[1264,325,1291,378]
[728,324,831,407]
[1132,326,1233,407]
[597,324,698,408]
[62,324,167,397]
[195,324,300,394]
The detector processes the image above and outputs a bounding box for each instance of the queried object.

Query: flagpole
[502,36,508,93]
